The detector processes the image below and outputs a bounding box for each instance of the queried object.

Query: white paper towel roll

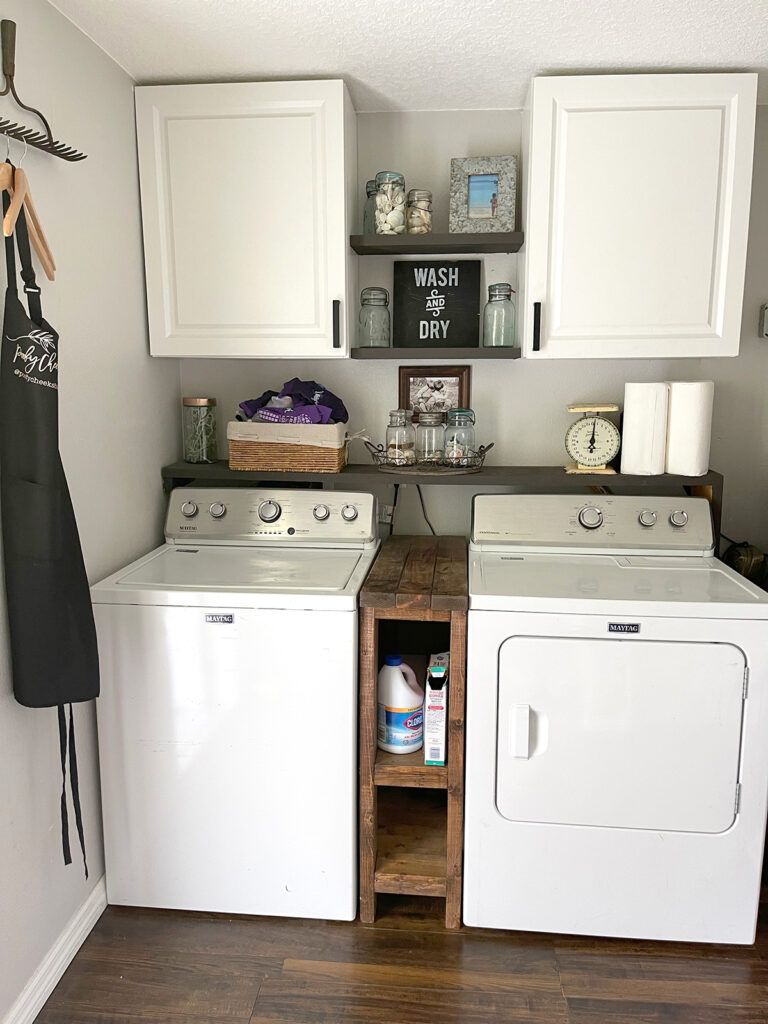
[620,383,669,475]
[665,381,714,476]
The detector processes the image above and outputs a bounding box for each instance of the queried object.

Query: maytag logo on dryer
[205,614,234,624]
[608,622,640,634]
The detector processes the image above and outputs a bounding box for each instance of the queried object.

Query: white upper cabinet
[520,74,757,358]
[136,81,356,358]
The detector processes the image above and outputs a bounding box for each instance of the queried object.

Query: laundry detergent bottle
[377,656,424,754]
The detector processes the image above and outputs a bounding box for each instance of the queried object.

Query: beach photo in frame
[449,156,517,233]
[398,365,471,417]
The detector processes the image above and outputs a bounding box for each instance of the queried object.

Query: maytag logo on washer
[205,614,234,624]
[608,622,640,634]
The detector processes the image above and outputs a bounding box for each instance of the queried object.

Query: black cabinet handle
[332,300,341,348]
[532,302,541,352]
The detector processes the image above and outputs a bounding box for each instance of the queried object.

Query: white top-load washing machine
[92,487,378,921]
[464,493,768,943]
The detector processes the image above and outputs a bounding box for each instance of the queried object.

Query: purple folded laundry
[256,405,332,425]
[239,391,277,420]
[279,377,349,423]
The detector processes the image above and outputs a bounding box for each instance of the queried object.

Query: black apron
[0,177,99,875]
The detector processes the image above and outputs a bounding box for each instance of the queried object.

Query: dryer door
[496,637,745,833]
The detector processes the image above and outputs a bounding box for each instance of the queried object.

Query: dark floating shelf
[350,232,524,256]
[351,346,521,360]
[162,460,722,493]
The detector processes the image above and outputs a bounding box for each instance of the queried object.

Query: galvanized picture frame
[449,156,517,233]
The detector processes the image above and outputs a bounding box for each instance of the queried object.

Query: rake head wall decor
[0,19,87,162]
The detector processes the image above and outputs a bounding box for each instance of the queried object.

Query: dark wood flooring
[34,896,768,1023]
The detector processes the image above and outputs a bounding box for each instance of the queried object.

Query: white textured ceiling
[47,0,768,110]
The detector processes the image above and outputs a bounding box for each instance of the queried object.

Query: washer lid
[470,552,768,616]
[115,545,364,592]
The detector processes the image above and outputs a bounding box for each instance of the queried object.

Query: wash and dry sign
[393,260,481,348]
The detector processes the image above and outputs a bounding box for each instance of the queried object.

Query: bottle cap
[384,655,403,666]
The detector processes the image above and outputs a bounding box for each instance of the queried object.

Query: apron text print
[8,330,58,388]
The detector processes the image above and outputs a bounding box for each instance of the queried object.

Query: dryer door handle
[509,704,531,759]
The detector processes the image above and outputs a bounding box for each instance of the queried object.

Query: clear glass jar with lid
[415,411,445,465]
[374,170,406,235]
[363,179,377,235]
[356,287,391,348]
[406,189,432,234]
[182,397,217,464]
[482,282,516,347]
[386,409,416,466]
[444,408,476,466]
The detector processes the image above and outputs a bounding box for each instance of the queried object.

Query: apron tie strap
[57,705,72,867]
[57,704,88,878]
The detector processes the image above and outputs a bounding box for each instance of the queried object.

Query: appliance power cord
[416,484,436,536]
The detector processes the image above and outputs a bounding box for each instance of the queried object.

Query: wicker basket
[227,421,348,473]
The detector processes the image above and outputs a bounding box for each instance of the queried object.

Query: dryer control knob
[181,501,198,518]
[313,503,330,521]
[670,509,688,528]
[638,509,657,528]
[578,505,603,530]
[209,502,227,519]
[341,504,358,522]
[258,500,281,523]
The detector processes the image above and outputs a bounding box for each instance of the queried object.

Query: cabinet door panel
[168,115,318,329]
[137,81,353,358]
[523,74,757,358]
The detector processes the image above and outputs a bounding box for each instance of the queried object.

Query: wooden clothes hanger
[0,154,56,280]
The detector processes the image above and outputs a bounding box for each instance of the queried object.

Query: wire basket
[364,440,494,475]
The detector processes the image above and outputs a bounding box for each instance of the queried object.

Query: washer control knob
[258,500,281,523]
[670,509,689,528]
[638,509,657,528]
[313,503,330,522]
[341,504,358,522]
[181,500,198,518]
[577,505,603,530]
[209,502,227,519]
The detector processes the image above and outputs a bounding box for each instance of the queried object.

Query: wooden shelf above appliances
[350,232,524,255]
[350,346,521,359]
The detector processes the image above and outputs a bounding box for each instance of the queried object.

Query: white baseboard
[2,876,107,1024]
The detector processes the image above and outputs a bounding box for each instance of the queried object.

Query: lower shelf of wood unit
[375,789,447,897]
[374,749,448,789]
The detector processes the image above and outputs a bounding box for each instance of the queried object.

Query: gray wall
[0,2,179,1019]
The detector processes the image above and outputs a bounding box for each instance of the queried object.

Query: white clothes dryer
[464,493,768,943]
[92,487,378,921]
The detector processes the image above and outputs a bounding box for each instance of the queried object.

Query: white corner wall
[181,107,768,546]
[0,2,179,1021]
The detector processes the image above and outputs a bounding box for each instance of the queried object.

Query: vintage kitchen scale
[564,403,621,473]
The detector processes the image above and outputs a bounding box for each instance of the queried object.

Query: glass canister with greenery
[182,397,217,463]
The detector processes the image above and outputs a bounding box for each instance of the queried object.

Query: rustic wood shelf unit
[359,534,467,929]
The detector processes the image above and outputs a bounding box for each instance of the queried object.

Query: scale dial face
[565,415,621,468]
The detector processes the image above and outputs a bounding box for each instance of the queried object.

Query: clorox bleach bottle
[377,656,424,754]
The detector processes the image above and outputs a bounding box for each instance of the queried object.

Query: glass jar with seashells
[374,170,406,235]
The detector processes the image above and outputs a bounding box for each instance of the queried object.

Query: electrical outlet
[378,504,395,525]
[760,304,768,339]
